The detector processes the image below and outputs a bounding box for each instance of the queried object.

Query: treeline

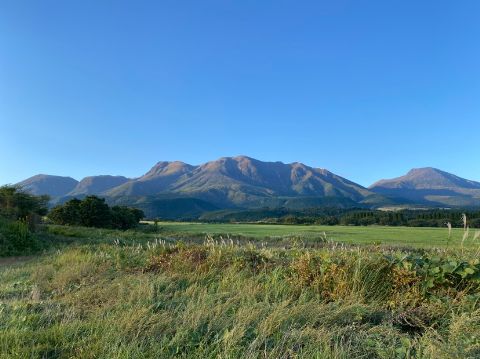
[0,187,146,256]
[0,186,49,256]
[200,207,480,228]
[337,210,480,227]
[49,196,144,230]
[199,207,349,223]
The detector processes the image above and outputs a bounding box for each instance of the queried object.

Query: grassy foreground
[1,224,480,358]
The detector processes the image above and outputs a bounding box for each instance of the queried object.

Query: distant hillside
[68,175,130,197]
[369,168,480,207]
[106,156,374,207]
[108,195,219,219]
[17,175,78,198]
[107,161,195,197]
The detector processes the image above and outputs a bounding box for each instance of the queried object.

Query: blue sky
[1,0,479,187]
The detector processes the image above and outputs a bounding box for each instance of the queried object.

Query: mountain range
[14,156,480,218]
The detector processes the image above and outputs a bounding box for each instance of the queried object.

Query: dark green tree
[78,196,112,228]
[111,206,144,230]
[0,186,48,255]
[0,185,49,224]
[48,196,144,230]
[49,199,82,226]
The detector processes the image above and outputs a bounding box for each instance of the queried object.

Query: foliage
[78,196,112,228]
[111,205,145,230]
[199,207,480,228]
[49,196,144,230]
[48,198,82,226]
[0,185,49,222]
[0,218,38,256]
[2,231,480,357]
[0,186,50,256]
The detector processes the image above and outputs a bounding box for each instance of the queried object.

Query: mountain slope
[17,175,78,198]
[107,162,195,197]
[109,196,219,219]
[105,156,374,207]
[369,168,480,206]
[68,175,130,196]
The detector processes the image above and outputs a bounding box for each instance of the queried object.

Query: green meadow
[2,223,480,358]
[152,222,466,248]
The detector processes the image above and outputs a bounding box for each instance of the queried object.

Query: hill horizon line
[7,155,476,188]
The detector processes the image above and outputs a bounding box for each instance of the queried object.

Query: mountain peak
[17,174,79,198]
[67,175,130,196]
[406,167,444,176]
[373,167,480,189]
[407,167,435,173]
[370,167,480,206]
[232,155,255,161]
[143,161,194,178]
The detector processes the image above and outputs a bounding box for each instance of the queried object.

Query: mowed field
[153,222,467,248]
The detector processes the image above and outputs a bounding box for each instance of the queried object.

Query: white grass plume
[446,222,452,238]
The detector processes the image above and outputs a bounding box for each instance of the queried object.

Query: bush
[0,218,39,256]
[78,196,112,228]
[111,206,144,230]
[48,198,82,226]
[0,185,49,228]
[0,186,51,256]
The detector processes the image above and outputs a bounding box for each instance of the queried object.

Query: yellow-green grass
[2,240,480,358]
[149,222,471,249]
[3,223,480,358]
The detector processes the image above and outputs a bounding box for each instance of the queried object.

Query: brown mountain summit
[369,167,480,206]
[106,156,372,206]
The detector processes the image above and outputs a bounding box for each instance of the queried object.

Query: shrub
[0,186,50,256]
[0,218,39,256]
[0,185,49,228]
[111,206,144,230]
[48,198,81,226]
[79,196,112,228]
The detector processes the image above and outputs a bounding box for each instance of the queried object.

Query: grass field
[2,223,480,358]
[152,222,468,248]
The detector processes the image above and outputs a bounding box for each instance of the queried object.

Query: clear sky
[1,0,479,187]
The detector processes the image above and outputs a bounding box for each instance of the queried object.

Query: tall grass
[0,218,39,256]
[2,234,480,358]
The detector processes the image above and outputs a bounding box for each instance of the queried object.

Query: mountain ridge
[13,159,480,217]
[17,174,79,198]
[369,167,480,207]
[68,175,131,197]
[103,156,373,207]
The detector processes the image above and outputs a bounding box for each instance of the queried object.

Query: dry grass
[1,230,480,358]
